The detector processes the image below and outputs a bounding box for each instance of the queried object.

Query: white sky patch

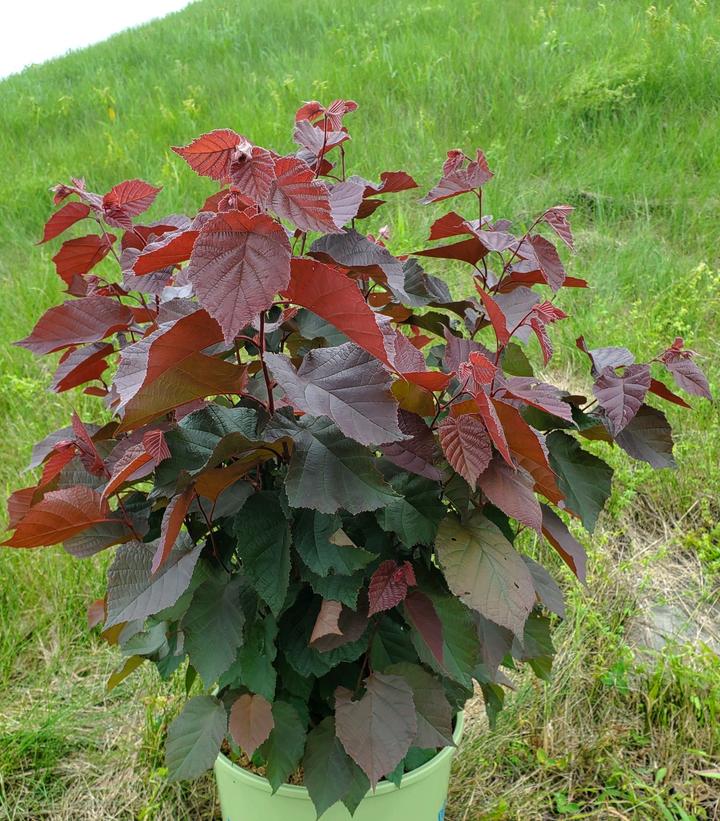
[0,0,192,79]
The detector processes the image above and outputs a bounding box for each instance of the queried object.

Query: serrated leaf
[2,486,113,549]
[438,412,492,490]
[436,511,535,636]
[376,472,445,547]
[386,662,454,748]
[271,155,339,233]
[260,701,307,792]
[615,403,675,468]
[294,509,374,576]
[39,201,92,244]
[546,431,613,532]
[477,457,542,533]
[229,693,274,757]
[105,539,202,628]
[265,343,404,447]
[166,695,227,781]
[186,211,291,344]
[267,414,397,515]
[172,129,242,180]
[335,673,417,788]
[181,573,245,686]
[304,717,368,819]
[368,560,416,616]
[16,297,131,356]
[522,555,565,618]
[233,492,290,616]
[593,364,651,434]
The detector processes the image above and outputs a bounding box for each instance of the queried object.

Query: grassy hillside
[1,1,719,818]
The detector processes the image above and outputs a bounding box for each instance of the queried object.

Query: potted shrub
[4,98,711,820]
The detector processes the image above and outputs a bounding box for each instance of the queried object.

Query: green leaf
[386,662,454,748]
[376,473,445,547]
[410,592,479,689]
[546,431,613,532]
[293,509,375,576]
[105,538,202,629]
[436,512,535,636]
[233,492,291,615]
[166,695,227,781]
[280,597,367,678]
[298,563,365,609]
[260,701,307,793]
[266,414,397,514]
[181,573,245,686]
[218,615,277,701]
[370,617,418,671]
[304,717,370,819]
[501,342,534,377]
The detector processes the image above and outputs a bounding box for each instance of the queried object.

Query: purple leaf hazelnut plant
[3,98,711,815]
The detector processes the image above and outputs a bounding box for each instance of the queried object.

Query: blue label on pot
[438,803,446,820]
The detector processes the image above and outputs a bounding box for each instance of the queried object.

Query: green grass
[1,0,719,818]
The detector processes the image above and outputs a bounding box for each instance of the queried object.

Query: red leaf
[527,235,566,291]
[143,430,171,464]
[414,237,487,266]
[120,353,246,432]
[373,170,418,195]
[403,590,444,665]
[7,487,44,529]
[114,309,225,411]
[16,296,133,355]
[421,149,493,204]
[593,364,651,434]
[39,202,92,244]
[368,560,416,616]
[87,598,106,630]
[427,210,470,241]
[284,259,390,366]
[172,129,242,180]
[102,179,161,228]
[39,442,76,486]
[51,233,116,284]
[475,286,510,345]
[131,229,199,275]
[229,145,276,207]
[492,400,564,505]
[296,98,357,130]
[467,392,514,468]
[648,377,691,409]
[2,487,112,548]
[438,411,492,489]
[229,693,274,757]
[500,377,574,423]
[152,486,194,573]
[51,342,113,392]
[463,350,498,386]
[478,457,542,532]
[270,156,339,233]
[72,412,106,476]
[542,205,574,251]
[186,210,291,344]
[101,444,154,500]
[540,504,587,582]
[659,342,712,400]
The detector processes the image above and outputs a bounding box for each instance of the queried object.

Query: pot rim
[215,711,464,800]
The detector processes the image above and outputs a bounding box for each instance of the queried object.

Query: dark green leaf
[294,509,375,576]
[546,431,613,532]
[376,473,445,547]
[266,414,397,514]
[233,492,291,615]
[181,573,245,686]
[298,563,365,609]
[260,701,307,793]
[166,695,227,781]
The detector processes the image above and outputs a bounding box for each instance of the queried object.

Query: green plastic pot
[214,712,464,821]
